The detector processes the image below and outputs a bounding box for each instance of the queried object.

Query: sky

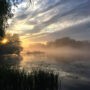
[7,0,90,46]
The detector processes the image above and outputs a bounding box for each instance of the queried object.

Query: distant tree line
[46,37,90,49]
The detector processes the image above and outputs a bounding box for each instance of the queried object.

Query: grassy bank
[0,67,58,90]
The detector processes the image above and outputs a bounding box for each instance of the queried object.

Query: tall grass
[0,67,58,90]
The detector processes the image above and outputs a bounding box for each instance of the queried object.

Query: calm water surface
[1,53,90,90]
[20,53,90,88]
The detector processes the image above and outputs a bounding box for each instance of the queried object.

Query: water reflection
[0,54,22,66]
[20,52,90,90]
[20,52,90,78]
[0,52,90,90]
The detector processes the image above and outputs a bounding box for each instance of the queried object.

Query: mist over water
[20,46,90,75]
[1,45,90,90]
[19,46,90,89]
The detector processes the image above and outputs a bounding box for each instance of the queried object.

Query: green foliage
[0,67,58,90]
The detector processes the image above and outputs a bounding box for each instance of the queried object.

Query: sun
[1,38,9,44]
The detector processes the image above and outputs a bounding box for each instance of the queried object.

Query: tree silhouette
[0,0,31,39]
[0,33,23,55]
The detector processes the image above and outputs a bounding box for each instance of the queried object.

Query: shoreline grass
[0,67,59,90]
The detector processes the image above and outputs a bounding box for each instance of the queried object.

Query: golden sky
[7,0,90,47]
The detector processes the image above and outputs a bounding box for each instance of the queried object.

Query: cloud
[8,0,90,41]
[42,19,90,41]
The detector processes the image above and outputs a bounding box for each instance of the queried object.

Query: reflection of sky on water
[20,53,90,89]
[20,53,90,79]
[0,53,90,89]
[0,55,22,66]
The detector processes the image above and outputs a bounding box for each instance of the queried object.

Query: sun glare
[1,38,9,44]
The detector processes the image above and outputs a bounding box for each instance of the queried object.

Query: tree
[0,0,31,39]
[0,0,32,55]
[0,33,23,55]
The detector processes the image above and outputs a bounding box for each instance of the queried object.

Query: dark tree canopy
[0,33,23,55]
[0,0,32,55]
[0,0,31,39]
